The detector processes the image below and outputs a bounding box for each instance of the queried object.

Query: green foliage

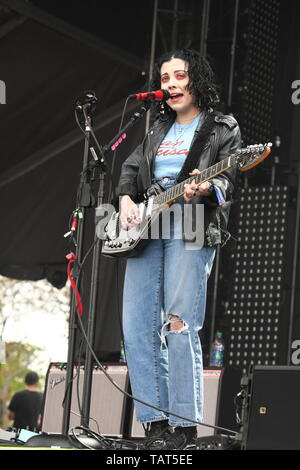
[0,342,44,428]
[0,275,70,428]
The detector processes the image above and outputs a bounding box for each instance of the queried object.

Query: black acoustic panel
[242,365,300,450]
[41,363,129,437]
[237,0,280,145]
[226,185,289,371]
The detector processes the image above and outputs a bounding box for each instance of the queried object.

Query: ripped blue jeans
[122,214,216,427]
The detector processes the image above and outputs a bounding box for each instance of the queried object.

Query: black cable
[67,192,237,436]
[115,257,125,360]
[68,97,238,443]
[60,240,97,415]
[65,228,238,448]
[65,236,237,443]
[112,96,143,360]
[68,425,111,450]
[66,221,237,442]
[72,292,237,437]
[61,101,125,442]
[74,107,116,191]
[74,108,87,137]
[106,94,132,204]
[234,390,245,426]
[75,340,84,419]
[72,95,134,357]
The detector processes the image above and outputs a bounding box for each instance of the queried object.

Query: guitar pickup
[138,202,145,221]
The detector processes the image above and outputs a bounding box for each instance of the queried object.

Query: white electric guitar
[101,143,272,257]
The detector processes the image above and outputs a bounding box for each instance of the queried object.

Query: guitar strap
[176,111,216,183]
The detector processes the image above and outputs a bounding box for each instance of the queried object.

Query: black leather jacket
[117,111,241,247]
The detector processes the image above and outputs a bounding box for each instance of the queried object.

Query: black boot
[143,420,173,450]
[161,425,197,450]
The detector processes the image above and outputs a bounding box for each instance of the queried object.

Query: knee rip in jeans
[159,314,189,349]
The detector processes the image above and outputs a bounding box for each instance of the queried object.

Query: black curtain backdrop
[0,5,149,355]
[0,17,146,268]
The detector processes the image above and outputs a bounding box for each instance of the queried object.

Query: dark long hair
[150,48,220,117]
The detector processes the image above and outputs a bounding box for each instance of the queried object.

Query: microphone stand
[63,101,150,438]
[80,105,107,430]
[62,104,95,435]
[102,101,151,154]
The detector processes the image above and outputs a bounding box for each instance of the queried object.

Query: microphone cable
[69,251,238,440]
[61,236,238,450]
[65,96,238,448]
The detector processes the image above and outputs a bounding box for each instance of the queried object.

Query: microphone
[75,90,98,112]
[130,89,170,102]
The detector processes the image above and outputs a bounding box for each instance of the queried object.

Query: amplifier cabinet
[42,363,129,437]
[241,366,300,450]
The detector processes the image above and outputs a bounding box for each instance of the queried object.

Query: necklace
[173,115,201,144]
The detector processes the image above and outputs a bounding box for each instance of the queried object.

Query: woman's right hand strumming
[120,195,141,229]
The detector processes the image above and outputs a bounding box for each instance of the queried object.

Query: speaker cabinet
[129,369,222,438]
[41,363,129,437]
[241,366,300,450]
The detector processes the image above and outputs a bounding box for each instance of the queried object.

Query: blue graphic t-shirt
[153,114,201,180]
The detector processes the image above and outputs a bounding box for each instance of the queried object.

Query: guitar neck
[154,154,235,206]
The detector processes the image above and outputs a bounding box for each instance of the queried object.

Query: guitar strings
[114,145,266,247]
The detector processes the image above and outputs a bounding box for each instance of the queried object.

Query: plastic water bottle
[210,331,224,367]
[119,341,126,363]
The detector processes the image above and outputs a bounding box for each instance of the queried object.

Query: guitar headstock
[234,143,272,172]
